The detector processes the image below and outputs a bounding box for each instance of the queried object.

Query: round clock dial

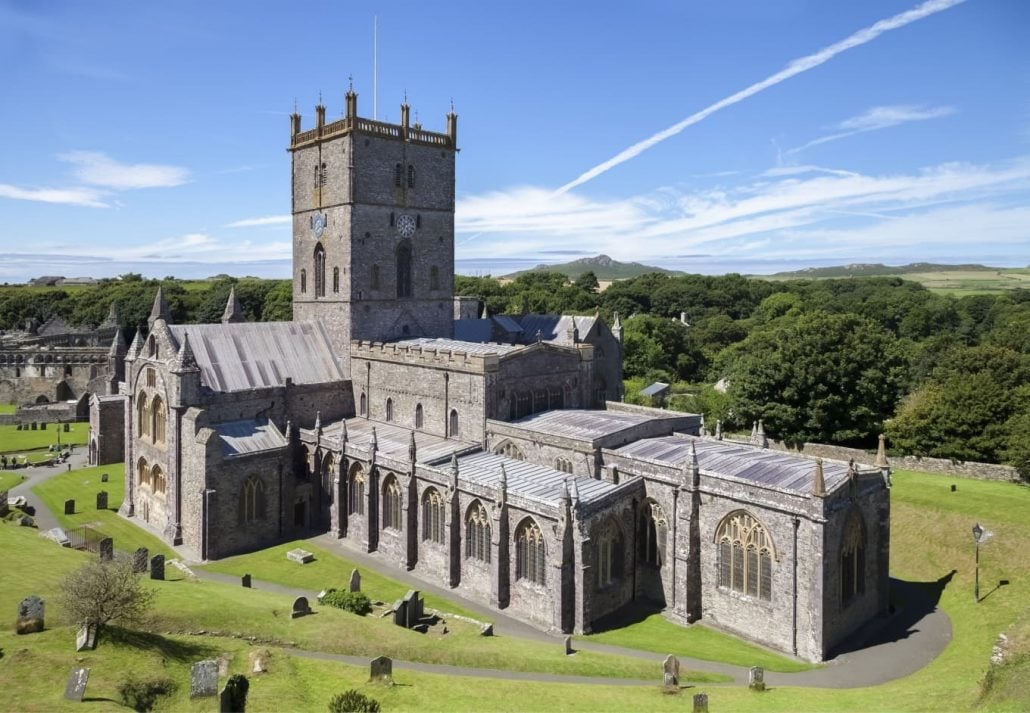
[397,214,416,237]
[312,213,326,238]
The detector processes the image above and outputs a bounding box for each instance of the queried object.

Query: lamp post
[972,522,983,603]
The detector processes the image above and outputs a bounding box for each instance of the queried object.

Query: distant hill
[503,254,682,281]
[766,262,1003,279]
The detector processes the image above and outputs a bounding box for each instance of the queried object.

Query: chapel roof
[215,418,288,458]
[319,417,477,465]
[506,409,672,441]
[455,450,619,506]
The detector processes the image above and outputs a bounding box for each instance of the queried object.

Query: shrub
[223,673,250,712]
[117,676,176,712]
[322,589,372,616]
[328,689,381,713]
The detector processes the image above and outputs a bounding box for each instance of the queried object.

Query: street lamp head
[973,522,983,542]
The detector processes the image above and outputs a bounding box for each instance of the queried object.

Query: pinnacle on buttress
[450,451,459,475]
[499,463,507,491]
[699,414,707,437]
[409,431,417,463]
[314,411,322,433]
[875,434,889,469]
[812,458,826,498]
[108,328,127,357]
[569,478,580,507]
[370,427,378,451]
[715,419,723,440]
[171,331,199,373]
[148,286,172,329]
[757,419,768,448]
[126,329,143,361]
[750,421,758,442]
[221,286,244,324]
[340,419,348,445]
[480,302,489,320]
[102,301,121,328]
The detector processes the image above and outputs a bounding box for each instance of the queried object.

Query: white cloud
[0,183,108,207]
[226,214,292,228]
[787,104,955,155]
[58,150,189,189]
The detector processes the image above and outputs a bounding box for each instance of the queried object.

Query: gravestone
[30,421,37,430]
[150,554,165,580]
[748,666,765,691]
[18,514,34,527]
[693,693,709,713]
[391,599,407,628]
[285,548,314,564]
[480,623,493,637]
[349,568,361,592]
[98,537,114,562]
[242,574,252,588]
[250,651,268,673]
[663,654,680,687]
[402,589,423,629]
[96,491,108,510]
[291,596,310,619]
[43,527,71,547]
[64,667,90,702]
[76,623,97,652]
[369,655,393,683]
[41,421,47,430]
[0,490,8,516]
[564,636,573,656]
[100,473,109,483]
[191,659,219,698]
[16,422,22,430]
[63,422,70,432]
[951,484,957,492]
[64,499,75,515]
[132,547,148,573]
[16,595,44,634]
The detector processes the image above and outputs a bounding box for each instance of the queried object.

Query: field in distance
[760,263,1030,296]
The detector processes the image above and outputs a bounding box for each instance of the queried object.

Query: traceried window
[137,457,150,487]
[321,453,336,506]
[515,518,546,585]
[841,510,866,607]
[494,441,524,460]
[151,465,166,495]
[137,395,150,439]
[382,476,402,531]
[597,520,623,587]
[449,409,459,438]
[146,367,156,387]
[348,463,365,515]
[240,476,265,524]
[151,395,166,445]
[465,500,491,564]
[716,511,774,601]
[396,242,412,298]
[421,488,445,544]
[555,457,573,474]
[414,403,424,430]
[640,501,668,567]
[314,243,326,297]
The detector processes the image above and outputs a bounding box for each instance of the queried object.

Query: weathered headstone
[242,574,252,588]
[98,537,114,562]
[349,568,361,592]
[16,595,44,634]
[64,499,75,515]
[291,596,310,619]
[64,422,70,432]
[41,421,47,430]
[42,527,70,547]
[76,623,97,652]
[0,489,8,516]
[693,693,709,713]
[191,659,219,698]
[369,655,393,683]
[30,421,37,430]
[64,667,90,702]
[402,590,422,629]
[748,666,765,691]
[96,491,108,510]
[150,554,165,580]
[391,599,407,628]
[663,654,680,687]
[16,422,22,430]
[100,472,109,483]
[480,623,494,637]
[285,548,314,564]
[132,547,148,573]
[564,635,573,656]
[951,484,957,492]
[18,514,34,527]
[249,650,269,674]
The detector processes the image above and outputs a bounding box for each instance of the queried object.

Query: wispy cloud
[786,104,955,155]
[225,214,291,228]
[58,151,189,189]
[556,0,967,194]
[0,183,108,208]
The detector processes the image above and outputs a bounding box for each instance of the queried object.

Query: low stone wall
[766,440,1020,482]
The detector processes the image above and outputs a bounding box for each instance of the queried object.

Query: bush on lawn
[328,689,381,713]
[322,589,373,616]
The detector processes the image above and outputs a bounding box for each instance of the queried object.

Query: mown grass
[0,471,25,491]
[32,462,177,558]
[0,422,89,453]
[0,403,16,414]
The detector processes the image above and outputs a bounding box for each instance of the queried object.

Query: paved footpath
[6,448,91,532]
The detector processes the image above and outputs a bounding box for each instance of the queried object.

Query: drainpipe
[793,516,800,656]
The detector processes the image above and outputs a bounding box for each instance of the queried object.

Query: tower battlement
[351,339,501,372]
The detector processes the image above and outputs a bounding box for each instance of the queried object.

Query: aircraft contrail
[554,0,969,195]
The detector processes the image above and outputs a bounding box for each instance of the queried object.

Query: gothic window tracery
[716,511,774,601]
[151,395,166,445]
[640,500,668,567]
[415,403,424,430]
[494,441,524,460]
[241,476,265,524]
[382,476,402,531]
[151,465,166,495]
[449,409,459,438]
[555,457,573,473]
[421,488,445,544]
[407,164,415,188]
[465,501,491,563]
[349,463,365,515]
[137,457,150,487]
[386,398,394,422]
[515,518,546,585]
[314,243,326,297]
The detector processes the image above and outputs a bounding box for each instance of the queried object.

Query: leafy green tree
[261,281,293,321]
[576,270,599,293]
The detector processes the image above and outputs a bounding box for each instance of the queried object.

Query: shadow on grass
[829,570,955,658]
[582,598,666,634]
[105,626,220,662]
[978,579,1010,603]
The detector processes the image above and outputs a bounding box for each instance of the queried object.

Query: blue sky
[1,0,1028,282]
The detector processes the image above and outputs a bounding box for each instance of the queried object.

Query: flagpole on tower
[373,15,378,120]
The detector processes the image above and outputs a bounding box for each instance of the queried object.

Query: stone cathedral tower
[289,88,458,375]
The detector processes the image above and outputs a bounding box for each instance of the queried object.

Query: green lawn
[0,471,25,491]
[0,403,16,415]
[32,463,177,558]
[0,422,89,454]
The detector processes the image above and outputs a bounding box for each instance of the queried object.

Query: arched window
[151,395,166,445]
[151,465,166,495]
[348,463,365,515]
[407,164,415,188]
[382,476,402,531]
[415,403,424,430]
[548,386,563,410]
[360,392,367,416]
[396,242,412,298]
[465,500,492,563]
[240,476,265,524]
[333,267,340,293]
[394,163,403,188]
[371,264,380,290]
[137,394,150,438]
[640,501,668,567]
[716,511,774,601]
[137,457,150,487]
[321,453,336,505]
[555,457,573,473]
[515,518,546,585]
[449,409,459,438]
[429,266,439,291]
[385,398,394,422]
[597,520,624,587]
[300,269,307,294]
[421,488,445,544]
[841,510,866,607]
[494,441,524,460]
[314,243,326,297]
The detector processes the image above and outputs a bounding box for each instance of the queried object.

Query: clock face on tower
[397,214,416,238]
[312,212,326,238]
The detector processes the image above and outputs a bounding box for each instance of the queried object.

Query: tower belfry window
[396,242,412,298]
[394,163,402,187]
[314,243,326,297]
[407,165,415,188]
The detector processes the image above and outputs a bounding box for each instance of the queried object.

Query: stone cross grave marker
[748,666,765,691]
[190,660,219,698]
[564,636,573,656]
[663,654,680,687]
[64,499,75,515]
[96,491,108,510]
[100,473,108,483]
[150,554,165,580]
[349,568,361,592]
[132,548,148,573]
[16,595,44,634]
[76,623,97,652]
[242,574,252,588]
[291,596,311,619]
[98,537,113,562]
[369,655,393,683]
[64,667,90,702]
[693,693,709,713]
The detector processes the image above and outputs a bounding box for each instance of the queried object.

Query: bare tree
[57,556,155,642]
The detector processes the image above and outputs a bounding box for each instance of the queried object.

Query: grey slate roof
[639,382,670,397]
[391,337,522,356]
[216,419,287,458]
[613,435,853,495]
[516,314,597,345]
[168,322,343,392]
[320,418,476,464]
[509,409,663,441]
[456,450,618,506]
[452,319,494,343]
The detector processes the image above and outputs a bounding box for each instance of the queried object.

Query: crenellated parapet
[350,339,504,373]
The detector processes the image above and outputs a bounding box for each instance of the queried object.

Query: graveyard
[0,463,1026,710]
